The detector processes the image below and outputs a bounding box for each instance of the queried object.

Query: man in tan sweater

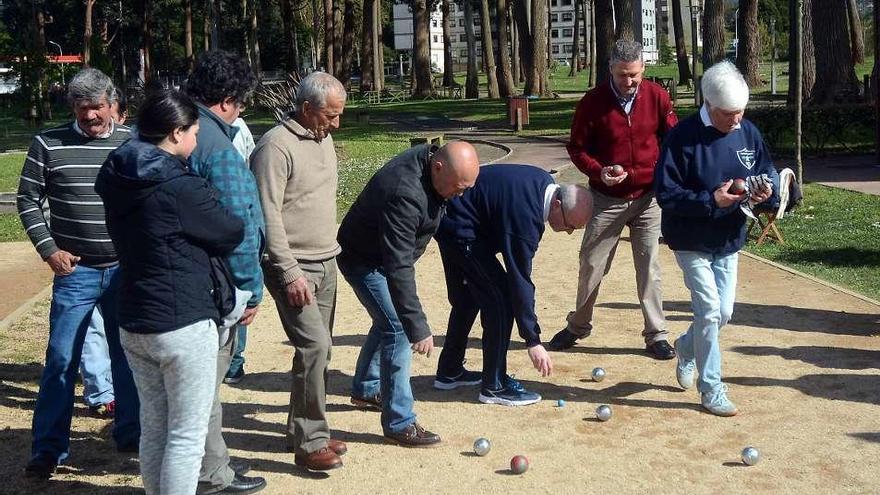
[251,72,348,472]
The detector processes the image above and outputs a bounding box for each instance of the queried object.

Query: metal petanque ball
[591,367,606,382]
[741,447,761,466]
[557,399,566,408]
[473,437,491,457]
[596,404,613,422]
[510,455,529,474]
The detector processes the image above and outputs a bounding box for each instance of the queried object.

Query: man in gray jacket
[251,72,348,471]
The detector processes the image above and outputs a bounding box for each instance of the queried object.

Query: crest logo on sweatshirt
[736,148,756,170]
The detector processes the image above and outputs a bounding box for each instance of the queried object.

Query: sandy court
[1,231,880,494]
[0,242,52,324]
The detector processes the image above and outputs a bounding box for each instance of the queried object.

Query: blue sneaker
[674,338,696,390]
[701,384,738,417]
[433,368,482,390]
[478,375,541,406]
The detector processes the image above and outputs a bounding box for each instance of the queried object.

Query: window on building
[551,0,558,6]
[564,44,573,53]
[460,50,468,58]
[474,18,480,26]
[552,45,560,54]
[432,20,438,28]
[551,29,559,38]
[476,47,482,55]
[475,33,482,41]
[458,18,465,27]
[433,35,439,43]
[561,0,572,5]
[562,12,573,21]
[551,13,558,22]
[460,33,467,42]
[562,28,573,37]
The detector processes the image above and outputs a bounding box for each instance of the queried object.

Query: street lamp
[48,40,65,85]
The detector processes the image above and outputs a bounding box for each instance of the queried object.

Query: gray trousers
[198,324,238,491]
[566,191,668,344]
[264,258,336,455]
[121,320,218,495]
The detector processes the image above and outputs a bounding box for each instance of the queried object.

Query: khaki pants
[264,258,336,455]
[566,190,667,344]
[198,326,237,492]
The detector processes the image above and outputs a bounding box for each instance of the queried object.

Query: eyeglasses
[556,189,576,235]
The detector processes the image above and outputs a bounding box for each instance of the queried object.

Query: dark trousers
[437,241,513,391]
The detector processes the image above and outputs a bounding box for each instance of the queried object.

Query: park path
[0,242,52,325]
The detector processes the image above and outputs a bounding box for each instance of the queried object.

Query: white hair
[701,61,749,111]
[294,71,347,113]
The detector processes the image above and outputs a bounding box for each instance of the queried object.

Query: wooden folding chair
[747,168,797,245]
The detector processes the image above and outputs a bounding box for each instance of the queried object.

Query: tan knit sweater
[251,117,340,286]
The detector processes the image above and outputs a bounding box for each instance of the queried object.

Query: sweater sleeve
[566,96,604,181]
[381,193,431,343]
[16,136,56,259]
[654,135,736,219]
[251,142,304,286]
[177,178,245,256]
[659,89,679,136]
[500,233,542,347]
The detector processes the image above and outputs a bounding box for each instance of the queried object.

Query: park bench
[410,133,444,147]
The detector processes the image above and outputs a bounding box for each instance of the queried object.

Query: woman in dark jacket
[96,90,243,495]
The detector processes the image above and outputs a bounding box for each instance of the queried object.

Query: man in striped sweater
[17,68,141,478]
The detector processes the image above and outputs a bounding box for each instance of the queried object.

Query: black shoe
[215,473,266,494]
[546,328,582,351]
[229,459,251,476]
[646,340,676,360]
[24,453,56,479]
[224,367,245,385]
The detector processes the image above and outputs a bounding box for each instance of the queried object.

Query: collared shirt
[700,104,742,130]
[543,183,560,221]
[609,77,639,115]
[73,120,115,139]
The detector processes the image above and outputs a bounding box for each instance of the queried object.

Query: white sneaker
[674,338,696,390]
[701,384,738,417]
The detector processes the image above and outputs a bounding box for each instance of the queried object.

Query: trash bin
[507,96,530,126]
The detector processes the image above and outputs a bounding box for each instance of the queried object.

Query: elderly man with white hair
[251,71,348,471]
[654,61,779,417]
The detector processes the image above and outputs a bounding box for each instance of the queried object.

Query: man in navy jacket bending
[433,164,591,406]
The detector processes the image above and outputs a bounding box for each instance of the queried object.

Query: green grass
[0,152,24,192]
[745,183,880,300]
[0,212,26,242]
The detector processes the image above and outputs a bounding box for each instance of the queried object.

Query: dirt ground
[1,231,880,494]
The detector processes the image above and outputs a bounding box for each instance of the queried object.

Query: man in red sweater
[548,40,679,360]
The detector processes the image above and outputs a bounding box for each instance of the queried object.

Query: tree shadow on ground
[849,432,880,444]
[774,248,880,268]
[731,345,880,370]
[412,375,703,413]
[598,301,880,336]
[726,374,880,406]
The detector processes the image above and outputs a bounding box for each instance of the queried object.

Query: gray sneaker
[701,384,738,417]
[674,338,696,390]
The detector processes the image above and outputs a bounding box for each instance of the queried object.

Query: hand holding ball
[728,178,747,195]
[610,165,625,177]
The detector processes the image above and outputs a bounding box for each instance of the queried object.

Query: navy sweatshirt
[654,111,779,255]
[435,164,554,347]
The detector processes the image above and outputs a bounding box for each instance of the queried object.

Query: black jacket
[96,138,244,334]
[337,145,444,343]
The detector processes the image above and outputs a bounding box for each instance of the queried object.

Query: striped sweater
[17,122,131,266]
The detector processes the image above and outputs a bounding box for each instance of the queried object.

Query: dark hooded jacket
[96,138,244,334]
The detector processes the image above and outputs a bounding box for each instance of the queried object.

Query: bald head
[548,184,592,234]
[430,140,480,199]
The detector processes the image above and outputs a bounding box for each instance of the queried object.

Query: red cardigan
[567,79,678,200]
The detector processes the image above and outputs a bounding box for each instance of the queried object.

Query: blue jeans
[673,251,738,396]
[79,308,114,407]
[226,325,247,376]
[32,264,141,463]
[339,261,416,434]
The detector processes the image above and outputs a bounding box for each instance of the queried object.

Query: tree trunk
[280,0,298,72]
[788,0,816,103]
[513,0,550,96]
[374,0,384,91]
[811,0,860,104]
[734,0,760,87]
[249,0,261,77]
[534,0,550,94]
[594,0,613,83]
[242,0,252,62]
[672,0,691,85]
[333,0,344,76]
[846,0,865,65]
[569,0,581,76]
[442,0,455,85]
[338,0,356,87]
[701,0,725,68]
[323,0,334,72]
[613,0,634,41]
[588,0,595,87]
[185,0,194,71]
[203,0,210,51]
[495,0,515,96]
[83,0,95,66]
[412,0,434,97]
[511,3,521,84]
[210,0,221,49]
[360,0,375,90]
[464,0,480,97]
[480,0,500,97]
[143,0,153,82]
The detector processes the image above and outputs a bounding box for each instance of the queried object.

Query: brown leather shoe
[328,439,348,456]
[384,423,441,448]
[350,394,382,411]
[294,447,343,471]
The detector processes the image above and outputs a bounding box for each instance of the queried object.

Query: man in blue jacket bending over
[433,164,592,406]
